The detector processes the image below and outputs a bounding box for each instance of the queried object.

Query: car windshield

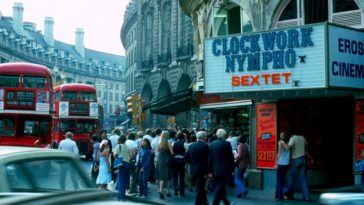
[5,158,90,192]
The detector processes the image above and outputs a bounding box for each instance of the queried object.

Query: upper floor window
[213,6,252,37]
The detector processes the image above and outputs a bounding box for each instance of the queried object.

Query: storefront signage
[256,103,277,169]
[355,100,364,161]
[329,25,364,89]
[204,24,326,93]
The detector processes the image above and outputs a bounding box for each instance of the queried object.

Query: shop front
[204,23,364,190]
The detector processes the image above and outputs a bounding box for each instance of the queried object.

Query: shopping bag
[113,144,123,168]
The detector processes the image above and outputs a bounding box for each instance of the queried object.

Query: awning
[143,89,194,115]
[200,100,252,110]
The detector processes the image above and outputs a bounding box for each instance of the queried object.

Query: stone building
[180,0,364,192]
[0,3,126,120]
[121,0,195,129]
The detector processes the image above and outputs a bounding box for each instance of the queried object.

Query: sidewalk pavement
[115,182,321,205]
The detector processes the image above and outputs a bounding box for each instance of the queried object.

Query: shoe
[237,194,242,198]
[140,195,147,199]
[174,192,179,197]
[284,192,293,200]
[166,193,171,197]
[303,198,310,201]
[159,193,165,199]
[189,188,193,192]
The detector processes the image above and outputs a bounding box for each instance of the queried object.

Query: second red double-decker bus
[52,83,99,157]
[0,62,53,147]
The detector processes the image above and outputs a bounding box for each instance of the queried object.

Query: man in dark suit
[209,129,235,205]
[185,131,209,205]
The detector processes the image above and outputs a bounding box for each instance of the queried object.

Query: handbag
[113,144,124,168]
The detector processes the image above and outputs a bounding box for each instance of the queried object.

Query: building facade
[0,3,126,123]
[180,0,364,191]
[121,0,195,129]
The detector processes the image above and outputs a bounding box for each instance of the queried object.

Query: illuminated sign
[329,25,364,89]
[204,24,326,93]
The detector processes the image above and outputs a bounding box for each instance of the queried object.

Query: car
[0,189,160,205]
[319,186,364,205]
[0,146,94,193]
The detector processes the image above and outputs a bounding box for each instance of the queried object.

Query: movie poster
[256,103,277,169]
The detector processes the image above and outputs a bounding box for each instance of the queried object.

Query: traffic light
[138,95,145,122]
[126,94,136,116]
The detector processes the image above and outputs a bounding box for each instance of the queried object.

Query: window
[0,116,15,136]
[279,0,298,21]
[62,92,78,101]
[333,0,358,12]
[109,92,113,101]
[0,75,19,88]
[115,94,119,102]
[76,120,94,133]
[60,120,77,133]
[79,92,96,101]
[5,158,88,191]
[98,91,101,98]
[22,76,47,89]
[305,0,328,24]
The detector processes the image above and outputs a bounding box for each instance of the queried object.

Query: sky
[0,0,131,56]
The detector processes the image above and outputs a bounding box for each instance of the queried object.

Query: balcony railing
[176,45,193,61]
[157,53,171,67]
[141,58,153,71]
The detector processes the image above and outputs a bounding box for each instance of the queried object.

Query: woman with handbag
[113,135,131,201]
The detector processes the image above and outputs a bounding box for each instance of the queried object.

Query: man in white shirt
[126,132,138,194]
[58,132,79,190]
[58,131,79,155]
[285,131,311,201]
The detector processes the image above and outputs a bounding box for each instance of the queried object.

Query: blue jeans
[138,167,150,196]
[116,162,130,201]
[275,164,289,200]
[288,156,309,199]
[234,167,247,196]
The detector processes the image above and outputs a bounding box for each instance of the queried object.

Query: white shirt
[109,134,119,150]
[227,136,238,150]
[125,139,138,150]
[151,135,161,158]
[58,138,79,155]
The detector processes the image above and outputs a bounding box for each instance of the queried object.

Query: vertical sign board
[328,25,364,89]
[355,101,364,161]
[204,24,326,94]
[256,103,277,169]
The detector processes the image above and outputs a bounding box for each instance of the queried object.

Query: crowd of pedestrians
[56,126,314,204]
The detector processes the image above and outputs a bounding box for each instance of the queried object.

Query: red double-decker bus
[52,83,99,157]
[0,63,53,147]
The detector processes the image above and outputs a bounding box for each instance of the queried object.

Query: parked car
[0,189,158,205]
[0,146,93,193]
[319,186,364,205]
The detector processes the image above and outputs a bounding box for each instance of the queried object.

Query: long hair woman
[156,131,174,199]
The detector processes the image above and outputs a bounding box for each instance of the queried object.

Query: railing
[157,53,171,67]
[176,45,193,61]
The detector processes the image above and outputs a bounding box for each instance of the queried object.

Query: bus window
[0,116,15,136]
[77,121,93,133]
[60,120,77,133]
[0,75,20,88]
[79,92,96,102]
[62,92,78,101]
[22,76,47,89]
[24,121,36,135]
